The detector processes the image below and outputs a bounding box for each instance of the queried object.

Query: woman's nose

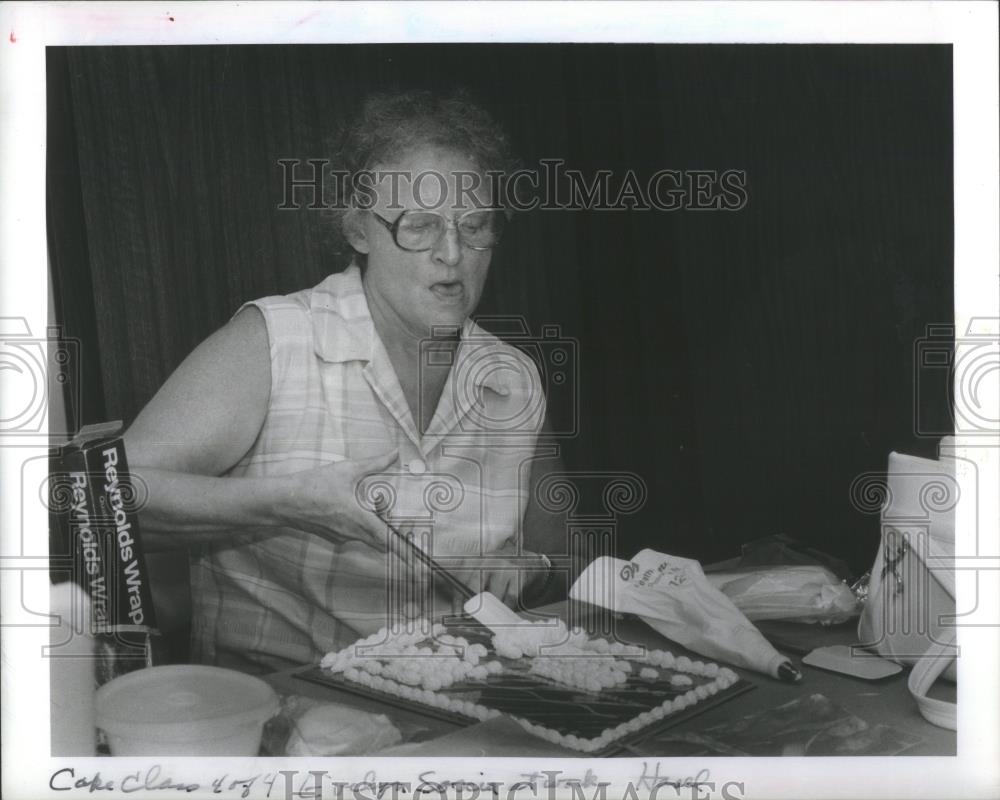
[430,225,462,266]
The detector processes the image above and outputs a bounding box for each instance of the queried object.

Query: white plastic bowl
[95,664,279,756]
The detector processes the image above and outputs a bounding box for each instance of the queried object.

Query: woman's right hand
[273,450,400,550]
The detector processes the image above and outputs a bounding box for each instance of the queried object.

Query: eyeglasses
[370,208,506,252]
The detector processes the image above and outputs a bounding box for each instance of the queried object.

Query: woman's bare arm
[520,420,571,604]
[124,306,395,551]
[126,305,271,476]
[448,416,570,607]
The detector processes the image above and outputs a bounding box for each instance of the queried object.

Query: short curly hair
[328,89,520,264]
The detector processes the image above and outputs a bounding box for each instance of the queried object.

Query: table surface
[264,606,956,757]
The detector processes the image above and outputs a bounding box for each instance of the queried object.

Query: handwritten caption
[49,765,745,800]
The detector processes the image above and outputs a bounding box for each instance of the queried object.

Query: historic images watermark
[276,160,749,213]
[0,317,80,445]
[913,319,1000,438]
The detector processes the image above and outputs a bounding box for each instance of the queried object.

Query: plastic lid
[96,665,278,741]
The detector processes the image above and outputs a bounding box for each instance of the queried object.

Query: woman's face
[352,145,495,338]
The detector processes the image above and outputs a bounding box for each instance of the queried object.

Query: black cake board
[295,657,753,757]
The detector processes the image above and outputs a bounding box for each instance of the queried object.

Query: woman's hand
[273,450,399,550]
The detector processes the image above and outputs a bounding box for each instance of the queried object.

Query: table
[263,607,956,757]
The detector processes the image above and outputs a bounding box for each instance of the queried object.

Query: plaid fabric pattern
[190,267,545,673]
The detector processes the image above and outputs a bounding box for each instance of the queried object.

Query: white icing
[323,620,734,754]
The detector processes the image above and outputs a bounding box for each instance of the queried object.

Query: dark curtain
[48,44,953,576]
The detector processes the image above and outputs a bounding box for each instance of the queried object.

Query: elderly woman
[125,91,562,674]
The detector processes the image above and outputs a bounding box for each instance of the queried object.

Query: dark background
[48,44,953,589]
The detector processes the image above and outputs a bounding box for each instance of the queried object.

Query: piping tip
[777,661,803,683]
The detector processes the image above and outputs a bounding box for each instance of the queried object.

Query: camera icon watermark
[420,317,579,437]
[914,318,999,437]
[0,317,80,444]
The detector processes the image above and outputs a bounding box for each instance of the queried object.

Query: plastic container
[50,582,95,756]
[95,664,279,756]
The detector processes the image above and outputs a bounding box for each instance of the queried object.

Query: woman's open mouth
[430,281,464,302]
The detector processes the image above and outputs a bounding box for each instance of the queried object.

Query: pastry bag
[570,548,797,680]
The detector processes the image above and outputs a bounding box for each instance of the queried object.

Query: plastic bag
[705,565,860,625]
[704,533,852,581]
[261,695,402,756]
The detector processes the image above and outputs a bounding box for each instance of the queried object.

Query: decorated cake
[320,618,741,753]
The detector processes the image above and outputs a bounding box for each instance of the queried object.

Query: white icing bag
[570,549,789,679]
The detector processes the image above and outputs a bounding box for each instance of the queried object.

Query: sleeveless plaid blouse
[189,267,545,674]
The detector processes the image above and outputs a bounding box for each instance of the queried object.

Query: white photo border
[1,2,997,799]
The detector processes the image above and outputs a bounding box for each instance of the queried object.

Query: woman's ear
[343,208,370,254]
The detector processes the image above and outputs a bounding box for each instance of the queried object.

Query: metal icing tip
[777,661,803,683]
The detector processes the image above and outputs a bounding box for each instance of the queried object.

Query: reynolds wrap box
[55,421,159,684]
